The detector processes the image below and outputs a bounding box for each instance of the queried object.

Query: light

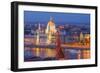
[45,17,57,44]
[36,23,40,45]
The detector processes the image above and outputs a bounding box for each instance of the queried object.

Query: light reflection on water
[24,47,90,61]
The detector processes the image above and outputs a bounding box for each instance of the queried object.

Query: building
[45,17,57,44]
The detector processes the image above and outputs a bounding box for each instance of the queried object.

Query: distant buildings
[24,17,90,61]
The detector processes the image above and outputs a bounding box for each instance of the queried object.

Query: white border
[18,5,96,68]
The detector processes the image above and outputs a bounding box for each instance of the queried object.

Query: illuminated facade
[45,17,57,44]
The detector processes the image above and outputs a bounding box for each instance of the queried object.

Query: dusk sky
[24,11,90,25]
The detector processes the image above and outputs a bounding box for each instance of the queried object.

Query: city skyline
[24,11,90,61]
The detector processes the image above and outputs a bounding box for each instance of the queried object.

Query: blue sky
[24,11,90,25]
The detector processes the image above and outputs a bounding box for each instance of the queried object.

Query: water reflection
[24,47,90,61]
